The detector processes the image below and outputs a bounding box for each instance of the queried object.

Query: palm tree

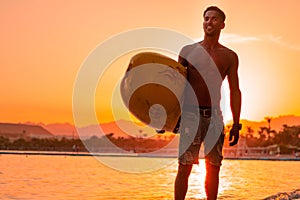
[246,126,254,139]
[258,127,268,140]
[265,117,272,131]
[264,117,276,139]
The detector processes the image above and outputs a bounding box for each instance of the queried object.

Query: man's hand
[229,124,241,146]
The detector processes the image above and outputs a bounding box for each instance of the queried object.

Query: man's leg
[205,161,220,200]
[175,109,201,200]
[204,121,225,200]
[174,164,193,200]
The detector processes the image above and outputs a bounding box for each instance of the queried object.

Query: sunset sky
[1,0,300,126]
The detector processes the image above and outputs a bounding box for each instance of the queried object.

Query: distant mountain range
[2,115,300,140]
[24,120,159,139]
[0,123,53,139]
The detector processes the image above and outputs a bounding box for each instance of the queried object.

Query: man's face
[203,10,225,36]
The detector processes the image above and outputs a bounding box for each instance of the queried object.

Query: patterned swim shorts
[178,107,225,166]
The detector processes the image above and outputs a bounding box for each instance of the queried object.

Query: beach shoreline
[1,150,300,161]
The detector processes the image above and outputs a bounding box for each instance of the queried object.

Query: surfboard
[120,52,187,132]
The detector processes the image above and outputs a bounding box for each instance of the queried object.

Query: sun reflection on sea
[186,159,207,199]
[218,160,237,199]
[185,159,238,199]
[1,155,299,199]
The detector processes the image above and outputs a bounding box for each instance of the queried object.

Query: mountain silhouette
[17,115,300,139]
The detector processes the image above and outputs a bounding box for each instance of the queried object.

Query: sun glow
[1,1,300,124]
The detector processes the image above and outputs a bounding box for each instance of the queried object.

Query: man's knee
[206,161,220,169]
[205,161,220,178]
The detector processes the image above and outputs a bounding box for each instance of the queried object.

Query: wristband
[232,123,242,130]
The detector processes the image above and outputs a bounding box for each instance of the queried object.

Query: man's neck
[201,34,220,50]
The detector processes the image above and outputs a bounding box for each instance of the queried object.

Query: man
[174,6,242,200]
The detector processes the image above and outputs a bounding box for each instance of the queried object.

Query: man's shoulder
[179,42,200,57]
[181,42,198,51]
[219,44,238,58]
[219,45,239,71]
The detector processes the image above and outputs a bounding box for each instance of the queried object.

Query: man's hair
[203,6,226,22]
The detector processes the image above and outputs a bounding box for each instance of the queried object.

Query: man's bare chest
[206,51,231,78]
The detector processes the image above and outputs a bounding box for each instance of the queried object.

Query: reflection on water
[97,156,177,173]
[0,154,299,200]
[186,160,206,199]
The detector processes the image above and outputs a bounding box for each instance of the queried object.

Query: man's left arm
[227,51,242,146]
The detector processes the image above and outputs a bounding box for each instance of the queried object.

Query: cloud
[221,33,300,51]
[194,33,261,44]
[194,33,300,51]
[220,33,261,44]
[265,35,300,51]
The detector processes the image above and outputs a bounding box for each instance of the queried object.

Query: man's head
[203,6,226,22]
[203,6,226,36]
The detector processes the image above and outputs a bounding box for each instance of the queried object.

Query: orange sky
[1,0,300,126]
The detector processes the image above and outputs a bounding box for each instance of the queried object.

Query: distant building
[223,137,281,158]
[0,123,54,140]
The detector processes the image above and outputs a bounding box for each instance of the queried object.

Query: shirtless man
[174,6,242,200]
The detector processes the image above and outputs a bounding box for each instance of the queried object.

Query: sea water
[0,154,299,200]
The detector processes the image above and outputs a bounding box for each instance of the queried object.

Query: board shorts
[178,106,225,166]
